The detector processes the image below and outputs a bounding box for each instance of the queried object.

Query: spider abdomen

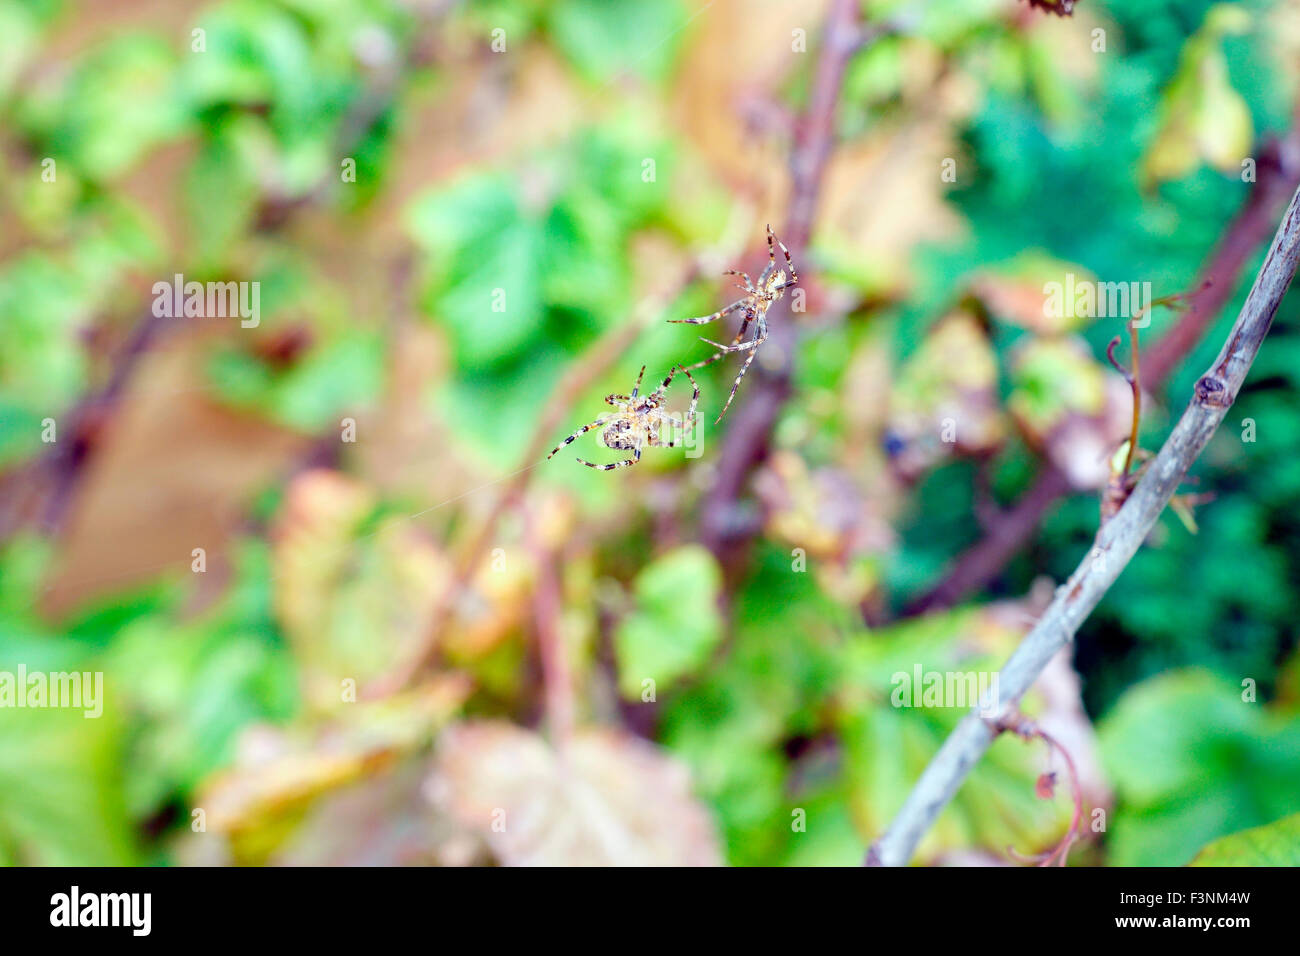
[602,419,639,451]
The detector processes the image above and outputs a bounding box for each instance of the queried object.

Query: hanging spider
[671,224,798,423]
[547,364,699,470]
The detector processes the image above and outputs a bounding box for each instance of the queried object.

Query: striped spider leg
[702,317,768,424]
[547,364,700,470]
[682,306,756,372]
[659,363,700,452]
[669,224,798,423]
[547,414,616,463]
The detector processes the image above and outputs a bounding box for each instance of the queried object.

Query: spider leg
[768,224,797,285]
[661,365,699,447]
[714,317,768,424]
[654,365,678,395]
[669,296,752,325]
[629,365,646,399]
[683,365,700,436]
[683,309,756,371]
[658,363,687,389]
[604,393,631,406]
[577,444,641,470]
[548,416,611,459]
[723,270,755,295]
[735,310,753,342]
[699,334,761,353]
[682,352,722,372]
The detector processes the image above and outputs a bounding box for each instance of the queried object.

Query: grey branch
[867,184,1300,867]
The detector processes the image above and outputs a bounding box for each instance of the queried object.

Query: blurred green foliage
[1,0,1299,867]
[1099,670,1300,865]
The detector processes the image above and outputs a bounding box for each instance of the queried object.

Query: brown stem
[700,0,872,567]
[1124,322,1141,479]
[528,515,573,743]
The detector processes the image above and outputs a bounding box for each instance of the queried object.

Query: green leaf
[547,0,687,85]
[616,545,723,697]
[1142,4,1253,186]
[660,548,848,864]
[1098,669,1300,865]
[1190,812,1300,866]
[21,33,186,178]
[1008,337,1106,438]
[103,543,298,818]
[0,550,137,864]
[408,174,547,368]
[0,698,137,865]
[405,127,677,452]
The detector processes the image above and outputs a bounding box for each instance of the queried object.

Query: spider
[547,364,699,470]
[671,224,798,423]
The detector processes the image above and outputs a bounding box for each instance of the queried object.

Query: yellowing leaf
[1143,4,1254,186]
[272,470,453,709]
[183,679,468,865]
[1008,337,1106,440]
[431,721,722,866]
[888,310,1006,477]
[971,255,1097,335]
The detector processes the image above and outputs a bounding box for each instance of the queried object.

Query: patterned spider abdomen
[602,418,639,451]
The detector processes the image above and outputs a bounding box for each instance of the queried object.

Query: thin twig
[0,308,171,543]
[528,511,573,744]
[868,183,1300,867]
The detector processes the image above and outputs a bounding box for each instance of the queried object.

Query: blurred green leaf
[1008,337,1106,439]
[616,545,723,697]
[661,548,844,864]
[0,698,137,865]
[1142,4,1253,186]
[1098,669,1300,865]
[547,0,686,85]
[20,33,187,178]
[1190,811,1300,866]
[837,604,1075,861]
[0,541,137,864]
[407,127,674,450]
[104,542,298,818]
[410,174,547,367]
[0,1,40,101]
